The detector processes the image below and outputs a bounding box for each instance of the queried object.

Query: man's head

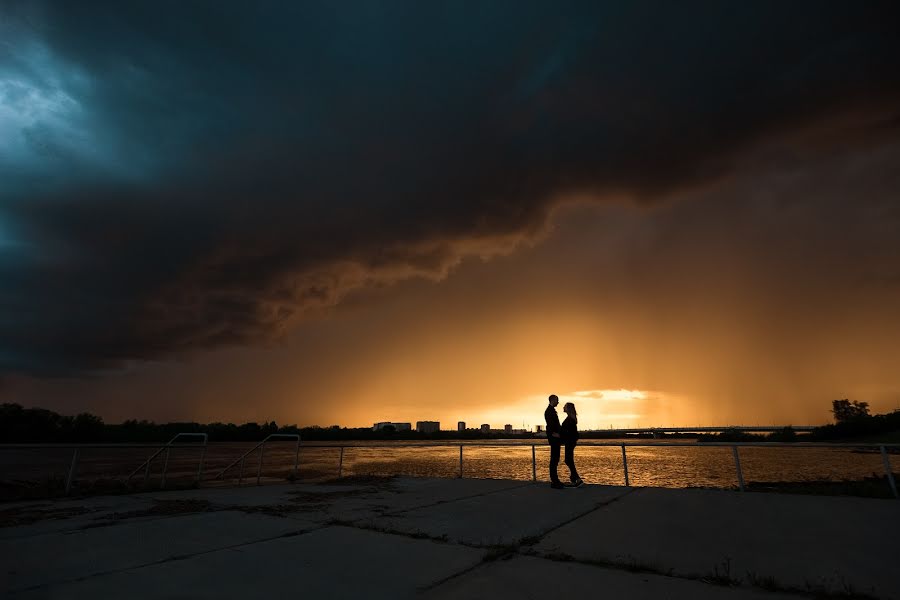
[548,394,559,407]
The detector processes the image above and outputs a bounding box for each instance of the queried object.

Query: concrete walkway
[1,478,897,599]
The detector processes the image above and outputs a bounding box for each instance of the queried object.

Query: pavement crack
[380,481,534,517]
[516,486,640,548]
[416,554,498,594]
[523,551,873,599]
[11,523,328,594]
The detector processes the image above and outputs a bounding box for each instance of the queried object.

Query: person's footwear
[550,481,565,489]
[573,478,584,487]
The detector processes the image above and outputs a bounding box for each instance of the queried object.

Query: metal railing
[126,433,208,489]
[600,426,820,434]
[214,434,300,486]
[1,439,896,499]
[1,437,208,496]
[301,441,899,499]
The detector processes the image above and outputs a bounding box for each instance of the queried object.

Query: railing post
[160,447,170,489]
[880,445,898,500]
[256,442,266,485]
[532,445,536,482]
[196,446,206,486]
[621,443,629,487]
[143,454,152,485]
[459,445,463,478]
[65,448,79,496]
[238,456,245,486]
[338,446,344,478]
[732,445,745,492]
[293,439,301,481]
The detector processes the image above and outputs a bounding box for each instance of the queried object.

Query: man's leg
[549,441,561,483]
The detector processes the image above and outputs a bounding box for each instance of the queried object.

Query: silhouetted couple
[544,394,583,489]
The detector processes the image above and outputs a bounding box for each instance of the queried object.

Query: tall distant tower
[457,421,465,431]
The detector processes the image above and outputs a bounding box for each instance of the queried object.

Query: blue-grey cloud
[1,1,899,375]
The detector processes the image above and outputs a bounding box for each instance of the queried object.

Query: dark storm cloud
[1,1,899,375]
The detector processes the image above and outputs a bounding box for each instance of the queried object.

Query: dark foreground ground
[1,477,898,600]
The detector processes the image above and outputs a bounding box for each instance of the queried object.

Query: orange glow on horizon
[316,389,686,432]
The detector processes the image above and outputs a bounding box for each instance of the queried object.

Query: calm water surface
[292,440,889,488]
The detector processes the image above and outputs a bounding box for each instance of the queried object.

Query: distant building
[504,424,512,434]
[480,424,490,433]
[457,421,466,432]
[416,421,440,433]
[373,422,411,431]
[535,425,543,433]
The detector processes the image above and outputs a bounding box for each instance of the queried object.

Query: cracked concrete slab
[3,478,895,599]
[276,477,531,525]
[361,483,630,546]
[131,482,372,507]
[424,555,797,600]
[0,496,156,540]
[379,477,529,509]
[8,525,485,600]
[533,487,900,599]
[3,510,314,593]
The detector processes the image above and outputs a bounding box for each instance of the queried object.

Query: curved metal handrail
[215,433,300,485]
[125,433,208,485]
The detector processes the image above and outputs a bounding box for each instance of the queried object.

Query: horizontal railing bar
[1,441,897,450]
[0,443,211,449]
[287,441,900,449]
[601,426,821,433]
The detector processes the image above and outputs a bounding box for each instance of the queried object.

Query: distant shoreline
[4,402,899,444]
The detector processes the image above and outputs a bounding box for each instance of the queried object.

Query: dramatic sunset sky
[2,2,899,429]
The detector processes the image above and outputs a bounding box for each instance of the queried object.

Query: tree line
[698,399,899,443]
[0,403,533,443]
[810,399,899,441]
[1,399,897,443]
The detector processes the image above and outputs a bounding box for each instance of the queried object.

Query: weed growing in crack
[703,556,738,586]
[481,544,518,562]
[745,570,777,591]
[543,551,575,562]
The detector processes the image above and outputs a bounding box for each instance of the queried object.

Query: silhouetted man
[545,394,564,489]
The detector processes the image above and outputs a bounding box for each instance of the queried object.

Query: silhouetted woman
[561,402,584,487]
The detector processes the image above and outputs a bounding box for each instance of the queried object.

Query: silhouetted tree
[72,412,105,441]
[831,399,870,423]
